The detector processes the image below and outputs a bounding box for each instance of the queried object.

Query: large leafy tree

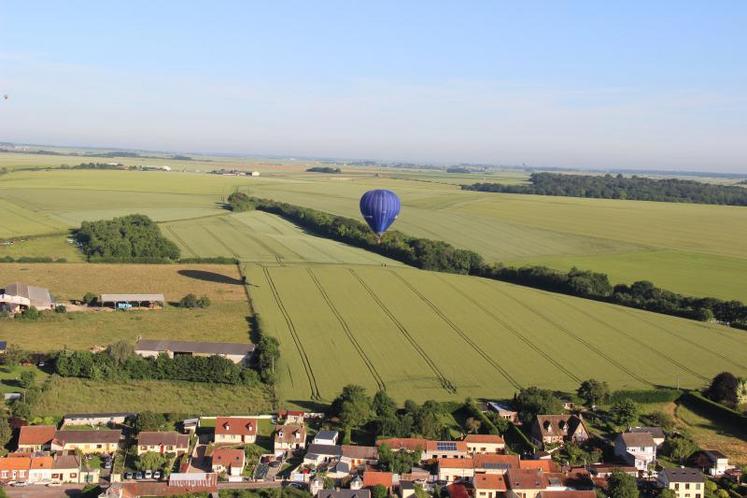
[514,386,564,424]
[705,372,739,407]
[609,399,639,428]
[608,471,639,498]
[577,379,610,407]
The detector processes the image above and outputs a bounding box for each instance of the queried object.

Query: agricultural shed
[0,282,53,313]
[135,339,255,364]
[99,293,165,308]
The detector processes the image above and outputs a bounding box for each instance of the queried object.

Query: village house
[51,430,122,454]
[17,425,56,451]
[506,468,549,498]
[519,460,561,474]
[278,409,305,424]
[486,402,520,424]
[28,456,54,483]
[614,432,657,472]
[691,450,731,477]
[628,427,665,447]
[540,491,596,498]
[474,473,508,498]
[531,415,588,448]
[464,434,506,454]
[211,447,246,476]
[341,445,379,468]
[438,458,475,482]
[0,282,53,314]
[137,431,190,455]
[52,454,99,484]
[319,490,372,498]
[424,440,469,460]
[474,454,521,474]
[363,470,394,493]
[312,430,339,446]
[303,444,342,466]
[274,422,307,452]
[658,468,705,498]
[587,464,638,478]
[0,457,30,483]
[400,481,417,498]
[214,417,258,445]
[135,339,255,365]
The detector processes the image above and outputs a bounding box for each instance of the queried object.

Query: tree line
[463,172,747,206]
[248,196,747,330]
[75,214,180,261]
[306,166,342,174]
[53,342,259,385]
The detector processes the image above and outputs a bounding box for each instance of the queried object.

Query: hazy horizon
[2,1,746,173]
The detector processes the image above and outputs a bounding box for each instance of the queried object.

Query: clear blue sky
[1,1,746,172]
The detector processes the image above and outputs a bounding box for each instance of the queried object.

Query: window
[97,444,103,449]
[71,473,77,478]
[686,484,690,490]
[675,484,680,490]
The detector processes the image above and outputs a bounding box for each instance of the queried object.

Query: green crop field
[162,211,400,265]
[244,263,747,404]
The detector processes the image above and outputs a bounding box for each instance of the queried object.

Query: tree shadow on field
[178,269,244,286]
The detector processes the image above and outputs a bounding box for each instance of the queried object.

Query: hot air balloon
[359,189,401,241]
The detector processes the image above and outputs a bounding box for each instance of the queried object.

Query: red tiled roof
[18,425,56,446]
[519,460,560,473]
[438,457,474,469]
[507,469,549,490]
[212,448,245,467]
[474,473,507,491]
[0,457,31,470]
[447,483,470,498]
[30,456,54,469]
[215,417,257,436]
[342,445,378,460]
[541,491,596,498]
[376,438,427,452]
[464,434,505,445]
[474,453,519,470]
[363,471,393,488]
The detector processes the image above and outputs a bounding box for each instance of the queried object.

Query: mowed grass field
[244,263,747,404]
[162,211,401,266]
[0,263,251,351]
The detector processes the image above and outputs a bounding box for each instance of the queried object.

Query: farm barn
[0,282,53,314]
[135,339,255,364]
[99,293,165,310]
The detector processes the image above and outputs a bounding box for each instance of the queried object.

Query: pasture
[33,376,274,416]
[244,263,747,404]
[0,263,251,351]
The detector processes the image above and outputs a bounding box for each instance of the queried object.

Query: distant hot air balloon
[359,189,401,241]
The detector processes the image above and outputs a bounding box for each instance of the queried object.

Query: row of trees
[54,341,259,385]
[253,314,281,384]
[249,196,747,330]
[463,172,747,206]
[226,191,256,212]
[75,214,180,261]
[306,166,342,174]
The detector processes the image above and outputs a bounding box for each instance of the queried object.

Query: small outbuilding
[99,293,165,309]
[0,282,53,314]
[135,339,255,365]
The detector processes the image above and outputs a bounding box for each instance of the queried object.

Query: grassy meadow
[245,263,747,404]
[0,263,251,351]
[33,376,274,416]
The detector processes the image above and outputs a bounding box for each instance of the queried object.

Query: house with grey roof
[0,282,53,314]
[614,432,657,473]
[135,339,255,364]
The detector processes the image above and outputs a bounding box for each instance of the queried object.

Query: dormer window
[543,421,552,432]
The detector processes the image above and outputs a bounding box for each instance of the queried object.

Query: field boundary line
[436,274,581,385]
[486,281,653,386]
[391,271,522,390]
[262,266,321,400]
[348,268,457,394]
[221,216,295,260]
[556,298,709,381]
[306,268,386,391]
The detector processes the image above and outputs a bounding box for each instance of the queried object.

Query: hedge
[680,391,747,427]
[609,388,682,404]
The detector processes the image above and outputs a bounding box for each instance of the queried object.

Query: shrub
[178,294,211,309]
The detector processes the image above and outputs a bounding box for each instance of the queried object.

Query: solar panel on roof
[436,441,458,451]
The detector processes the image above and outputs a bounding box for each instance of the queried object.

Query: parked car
[124,472,133,480]
[11,481,29,487]
[104,457,112,469]
[144,470,153,479]
[153,470,162,480]
[135,471,144,480]
[47,481,62,487]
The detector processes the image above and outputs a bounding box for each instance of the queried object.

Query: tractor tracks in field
[262,266,321,400]
[437,275,580,385]
[556,297,709,382]
[163,225,198,258]
[488,282,653,387]
[306,268,386,392]
[348,269,457,394]
[204,225,241,259]
[392,271,522,390]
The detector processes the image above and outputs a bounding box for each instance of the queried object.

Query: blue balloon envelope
[359,189,401,238]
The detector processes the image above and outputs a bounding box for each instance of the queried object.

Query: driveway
[188,444,211,473]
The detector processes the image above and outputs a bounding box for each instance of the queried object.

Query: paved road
[4,484,84,497]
